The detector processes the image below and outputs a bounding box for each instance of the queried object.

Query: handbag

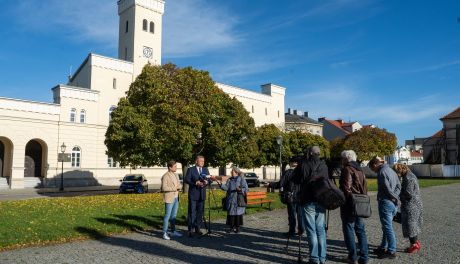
[236,176,247,207]
[351,193,372,218]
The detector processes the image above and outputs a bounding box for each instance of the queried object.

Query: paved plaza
[1,183,459,264]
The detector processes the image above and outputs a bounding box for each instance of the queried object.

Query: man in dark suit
[185,155,210,237]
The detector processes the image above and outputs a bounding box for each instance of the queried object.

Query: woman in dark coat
[218,166,249,233]
[393,164,423,254]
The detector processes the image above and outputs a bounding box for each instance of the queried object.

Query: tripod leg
[286,234,290,251]
[297,231,302,263]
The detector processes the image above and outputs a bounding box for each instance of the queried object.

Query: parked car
[244,172,260,187]
[119,174,148,194]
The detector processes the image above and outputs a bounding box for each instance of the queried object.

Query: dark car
[119,174,149,194]
[244,172,260,187]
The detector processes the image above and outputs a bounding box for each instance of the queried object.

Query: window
[109,106,117,121]
[108,157,116,168]
[278,110,280,118]
[265,108,268,116]
[113,78,117,89]
[142,19,148,31]
[125,20,129,33]
[70,108,76,122]
[150,22,155,33]
[71,147,81,167]
[80,110,86,123]
[251,105,254,113]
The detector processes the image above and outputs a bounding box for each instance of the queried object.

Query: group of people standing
[160,155,248,239]
[279,147,423,264]
[158,150,423,264]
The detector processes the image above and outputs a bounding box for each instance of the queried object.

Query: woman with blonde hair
[392,163,423,254]
[218,166,249,233]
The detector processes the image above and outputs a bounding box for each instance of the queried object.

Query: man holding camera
[280,156,304,236]
[185,155,210,237]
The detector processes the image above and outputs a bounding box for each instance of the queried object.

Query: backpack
[309,162,345,210]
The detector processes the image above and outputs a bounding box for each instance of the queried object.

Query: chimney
[318,117,325,122]
[288,108,292,114]
[337,119,343,124]
[293,109,298,115]
[304,111,309,118]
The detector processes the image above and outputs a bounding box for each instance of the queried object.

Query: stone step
[23,177,42,188]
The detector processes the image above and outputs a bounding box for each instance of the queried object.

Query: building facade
[423,107,460,165]
[0,0,285,189]
[285,109,323,136]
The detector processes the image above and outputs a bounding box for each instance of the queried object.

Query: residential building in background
[318,118,375,141]
[285,109,323,136]
[423,107,460,165]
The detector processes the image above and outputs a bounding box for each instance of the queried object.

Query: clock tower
[117,0,164,77]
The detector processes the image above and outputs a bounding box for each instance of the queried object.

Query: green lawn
[0,190,284,251]
[0,178,458,251]
[367,178,460,192]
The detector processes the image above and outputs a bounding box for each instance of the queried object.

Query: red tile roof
[431,129,444,138]
[441,107,460,120]
[410,151,423,158]
[325,119,350,134]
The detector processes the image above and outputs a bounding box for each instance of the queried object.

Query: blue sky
[0,0,459,145]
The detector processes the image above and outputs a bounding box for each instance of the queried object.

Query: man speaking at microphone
[185,155,210,237]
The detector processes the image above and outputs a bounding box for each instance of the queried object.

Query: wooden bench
[246,191,274,211]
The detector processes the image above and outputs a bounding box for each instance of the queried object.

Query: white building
[0,0,285,189]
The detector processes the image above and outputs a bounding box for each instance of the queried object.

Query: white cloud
[406,60,460,74]
[163,0,240,57]
[11,0,240,57]
[13,0,118,47]
[289,85,452,126]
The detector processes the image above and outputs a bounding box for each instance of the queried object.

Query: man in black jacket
[294,146,329,264]
[280,156,303,236]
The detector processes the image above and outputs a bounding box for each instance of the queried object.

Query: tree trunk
[180,161,189,193]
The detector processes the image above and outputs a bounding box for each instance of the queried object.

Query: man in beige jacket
[161,160,183,240]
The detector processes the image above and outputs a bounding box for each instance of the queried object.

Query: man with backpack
[294,146,329,264]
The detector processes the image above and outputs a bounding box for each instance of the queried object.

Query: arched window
[251,105,254,113]
[125,20,129,33]
[143,19,148,31]
[70,108,76,122]
[150,22,154,33]
[265,108,268,116]
[71,147,81,167]
[109,106,117,121]
[80,110,86,123]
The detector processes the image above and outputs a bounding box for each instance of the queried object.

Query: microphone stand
[201,179,222,238]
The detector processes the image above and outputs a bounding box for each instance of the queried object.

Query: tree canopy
[105,63,258,171]
[331,126,397,161]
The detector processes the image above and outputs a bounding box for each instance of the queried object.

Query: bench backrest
[247,191,268,200]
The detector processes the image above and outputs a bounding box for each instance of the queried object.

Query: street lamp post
[276,135,283,181]
[60,142,66,191]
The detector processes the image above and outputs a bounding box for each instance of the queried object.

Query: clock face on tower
[143,46,153,58]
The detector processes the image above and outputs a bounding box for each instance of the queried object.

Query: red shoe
[405,241,420,254]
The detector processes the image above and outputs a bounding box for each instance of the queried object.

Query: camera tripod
[201,182,222,238]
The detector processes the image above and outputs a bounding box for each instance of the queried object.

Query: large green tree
[284,130,330,161]
[105,63,258,176]
[254,124,282,167]
[336,126,397,161]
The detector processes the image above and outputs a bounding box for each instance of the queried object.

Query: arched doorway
[0,137,13,179]
[24,140,45,178]
[0,141,4,177]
